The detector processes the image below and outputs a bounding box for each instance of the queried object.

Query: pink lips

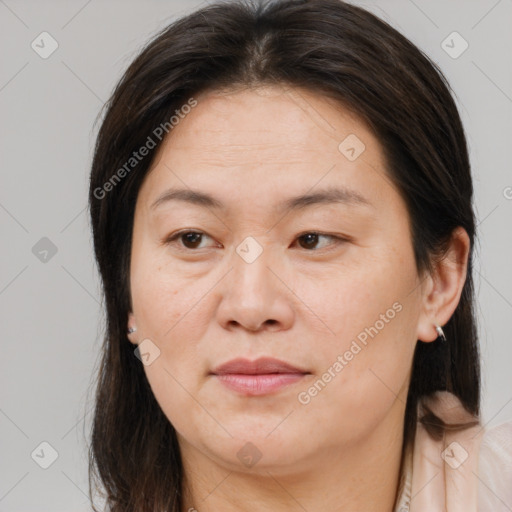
[211,357,309,396]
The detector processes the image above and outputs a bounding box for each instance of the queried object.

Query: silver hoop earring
[434,323,446,342]
[127,326,137,334]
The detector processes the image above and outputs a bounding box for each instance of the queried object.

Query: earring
[127,326,137,334]
[434,323,446,342]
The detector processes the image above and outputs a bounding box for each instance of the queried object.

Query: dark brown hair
[87,0,480,510]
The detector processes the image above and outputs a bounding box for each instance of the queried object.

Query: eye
[292,232,348,251]
[163,230,348,252]
[164,230,217,250]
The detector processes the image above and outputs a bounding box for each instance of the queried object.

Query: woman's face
[128,85,435,473]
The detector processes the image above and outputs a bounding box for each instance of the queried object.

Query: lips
[211,357,308,376]
[210,357,310,396]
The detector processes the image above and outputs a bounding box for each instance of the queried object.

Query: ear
[127,311,138,345]
[416,226,470,342]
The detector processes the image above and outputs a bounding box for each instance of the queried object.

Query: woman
[87,0,512,510]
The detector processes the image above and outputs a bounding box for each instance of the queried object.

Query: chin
[196,427,316,474]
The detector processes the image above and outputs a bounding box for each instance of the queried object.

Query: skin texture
[127,84,470,511]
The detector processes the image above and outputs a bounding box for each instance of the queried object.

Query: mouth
[210,357,310,396]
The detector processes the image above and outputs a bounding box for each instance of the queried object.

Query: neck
[179,401,405,512]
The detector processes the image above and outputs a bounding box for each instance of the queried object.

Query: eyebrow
[150,186,373,214]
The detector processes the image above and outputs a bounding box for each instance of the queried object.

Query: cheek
[142,358,209,442]
[296,247,419,401]
[131,260,214,436]
[130,243,200,340]
[130,249,216,385]
[296,293,418,446]
[294,248,415,341]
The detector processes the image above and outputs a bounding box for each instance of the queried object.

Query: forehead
[137,85,398,217]
[164,85,378,157]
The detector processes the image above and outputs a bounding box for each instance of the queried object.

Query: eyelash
[163,230,349,253]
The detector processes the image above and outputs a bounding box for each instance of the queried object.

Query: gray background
[1,0,511,510]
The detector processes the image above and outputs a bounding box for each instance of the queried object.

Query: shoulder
[478,419,512,512]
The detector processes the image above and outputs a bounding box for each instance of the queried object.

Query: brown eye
[294,232,347,251]
[164,230,215,250]
[180,232,203,249]
[163,230,348,253]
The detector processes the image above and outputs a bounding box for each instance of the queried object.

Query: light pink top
[393,391,512,512]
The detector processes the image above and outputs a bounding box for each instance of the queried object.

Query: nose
[215,240,295,333]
